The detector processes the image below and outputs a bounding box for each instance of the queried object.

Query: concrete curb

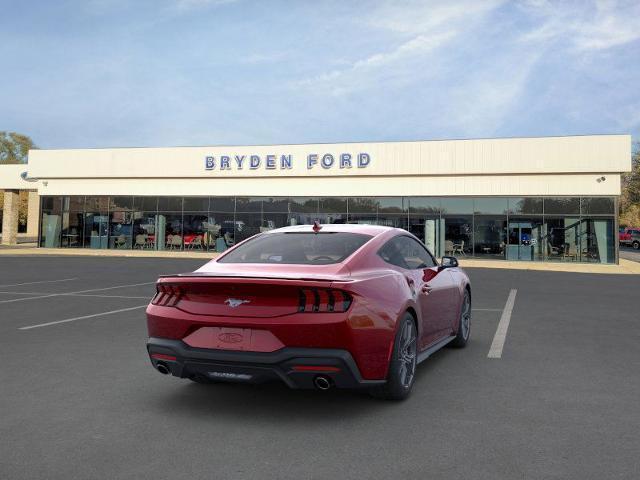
[0,247,638,274]
[0,247,219,259]
[459,258,640,275]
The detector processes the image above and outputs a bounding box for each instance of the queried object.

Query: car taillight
[151,284,184,307]
[298,288,352,313]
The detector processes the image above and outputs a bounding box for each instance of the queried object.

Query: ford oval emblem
[218,333,243,343]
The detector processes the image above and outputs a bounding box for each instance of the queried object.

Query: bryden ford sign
[205,153,371,171]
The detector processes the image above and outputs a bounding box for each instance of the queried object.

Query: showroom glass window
[157,197,183,251]
[40,196,63,247]
[183,197,209,251]
[133,196,158,250]
[109,196,133,249]
[208,197,235,252]
[441,198,473,257]
[38,195,617,264]
[61,196,84,248]
[473,198,508,260]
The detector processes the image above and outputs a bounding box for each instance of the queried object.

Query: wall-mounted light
[20,171,39,183]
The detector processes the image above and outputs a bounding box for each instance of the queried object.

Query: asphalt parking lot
[0,256,639,480]
[620,245,640,263]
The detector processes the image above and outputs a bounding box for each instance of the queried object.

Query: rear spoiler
[157,273,353,283]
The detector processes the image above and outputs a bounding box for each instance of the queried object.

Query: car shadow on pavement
[143,348,452,424]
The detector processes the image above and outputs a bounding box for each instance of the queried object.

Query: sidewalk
[0,246,638,274]
[458,258,640,275]
[0,246,214,259]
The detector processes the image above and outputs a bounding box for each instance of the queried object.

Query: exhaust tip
[156,362,170,375]
[314,375,332,390]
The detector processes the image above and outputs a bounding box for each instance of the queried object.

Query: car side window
[378,236,437,270]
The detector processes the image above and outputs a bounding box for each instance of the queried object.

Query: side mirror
[441,256,459,268]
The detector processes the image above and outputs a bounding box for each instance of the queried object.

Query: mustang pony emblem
[224,298,251,308]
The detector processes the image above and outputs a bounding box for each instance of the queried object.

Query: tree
[0,131,36,164]
[620,142,640,227]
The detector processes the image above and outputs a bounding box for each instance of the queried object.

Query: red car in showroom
[146,223,471,400]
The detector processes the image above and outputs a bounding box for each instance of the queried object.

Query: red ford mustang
[146,223,471,400]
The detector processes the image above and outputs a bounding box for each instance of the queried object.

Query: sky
[1,0,639,149]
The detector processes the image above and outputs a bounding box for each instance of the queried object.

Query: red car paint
[146,224,470,382]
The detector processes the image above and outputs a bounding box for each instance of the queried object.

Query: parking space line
[0,282,155,305]
[0,291,150,299]
[488,289,517,359]
[0,278,78,288]
[19,305,149,330]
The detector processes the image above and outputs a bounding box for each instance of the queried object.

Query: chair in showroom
[170,235,183,250]
[190,235,204,250]
[445,240,454,254]
[452,240,466,256]
[134,234,147,249]
[115,235,127,249]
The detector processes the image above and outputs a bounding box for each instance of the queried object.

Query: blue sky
[1,0,639,149]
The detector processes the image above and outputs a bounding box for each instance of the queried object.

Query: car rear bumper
[147,337,386,390]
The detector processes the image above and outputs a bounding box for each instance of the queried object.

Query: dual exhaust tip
[156,362,171,375]
[313,375,332,390]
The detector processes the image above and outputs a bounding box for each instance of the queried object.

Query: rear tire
[369,313,417,401]
[633,241,640,250]
[450,289,471,348]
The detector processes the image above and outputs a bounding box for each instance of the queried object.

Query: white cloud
[297,0,506,96]
[441,52,542,136]
[519,0,640,51]
[369,0,505,35]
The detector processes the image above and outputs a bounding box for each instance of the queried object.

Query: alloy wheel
[461,293,471,340]
[398,320,417,388]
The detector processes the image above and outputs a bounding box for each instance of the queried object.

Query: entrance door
[507,222,536,261]
[86,214,108,249]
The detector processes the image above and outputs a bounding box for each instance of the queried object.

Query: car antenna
[312,220,322,233]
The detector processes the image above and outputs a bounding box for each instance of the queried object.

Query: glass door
[507,221,540,261]
[85,214,109,249]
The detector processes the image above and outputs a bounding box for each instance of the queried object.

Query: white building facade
[0,134,632,263]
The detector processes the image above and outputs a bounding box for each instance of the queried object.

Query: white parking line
[0,291,150,299]
[0,282,155,305]
[19,305,149,330]
[488,289,518,359]
[0,278,78,288]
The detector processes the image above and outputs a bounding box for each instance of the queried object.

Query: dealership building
[0,134,631,263]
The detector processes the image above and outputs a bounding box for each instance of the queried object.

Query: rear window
[218,232,372,264]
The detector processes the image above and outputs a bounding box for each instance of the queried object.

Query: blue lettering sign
[205,152,371,171]
[265,154,276,169]
[339,153,352,168]
[280,154,292,169]
[321,154,334,169]
[357,153,370,168]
